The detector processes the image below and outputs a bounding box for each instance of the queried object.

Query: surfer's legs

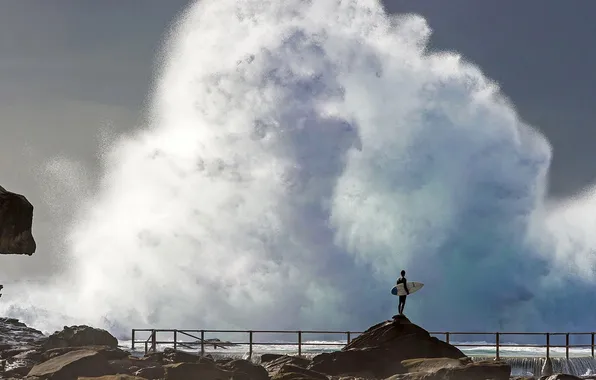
[398,295,407,314]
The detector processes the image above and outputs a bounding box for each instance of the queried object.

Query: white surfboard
[391,281,424,296]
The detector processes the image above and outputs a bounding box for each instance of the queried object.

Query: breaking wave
[2,0,596,337]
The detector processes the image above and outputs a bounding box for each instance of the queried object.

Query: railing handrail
[129,328,596,360]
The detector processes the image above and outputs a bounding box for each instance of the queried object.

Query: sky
[0,0,595,283]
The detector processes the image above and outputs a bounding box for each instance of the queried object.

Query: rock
[27,349,115,379]
[107,358,158,375]
[40,345,129,362]
[139,351,164,364]
[308,316,466,378]
[386,360,510,380]
[133,365,165,379]
[272,364,329,380]
[0,185,36,255]
[540,375,583,380]
[42,325,118,350]
[400,357,473,373]
[0,318,45,347]
[78,376,146,380]
[541,358,553,377]
[162,347,202,363]
[2,348,41,378]
[163,361,232,380]
[263,355,312,376]
[435,360,510,380]
[260,354,286,364]
[219,359,269,380]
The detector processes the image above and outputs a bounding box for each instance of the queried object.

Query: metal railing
[131,329,596,360]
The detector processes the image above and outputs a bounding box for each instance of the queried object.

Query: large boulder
[42,325,118,350]
[308,316,466,378]
[0,185,36,255]
[27,349,115,379]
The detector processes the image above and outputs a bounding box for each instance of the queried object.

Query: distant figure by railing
[131,329,596,360]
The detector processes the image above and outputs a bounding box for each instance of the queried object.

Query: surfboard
[391,282,424,296]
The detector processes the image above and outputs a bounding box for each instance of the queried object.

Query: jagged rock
[41,325,118,350]
[133,365,165,379]
[272,364,329,380]
[163,361,232,380]
[27,349,115,379]
[262,355,312,376]
[219,358,269,380]
[0,185,36,255]
[308,316,466,378]
[0,318,45,347]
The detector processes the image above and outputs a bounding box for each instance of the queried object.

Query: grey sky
[0,0,594,277]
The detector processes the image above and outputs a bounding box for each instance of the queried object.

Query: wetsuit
[396,277,409,314]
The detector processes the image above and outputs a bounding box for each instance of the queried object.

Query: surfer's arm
[404,279,409,294]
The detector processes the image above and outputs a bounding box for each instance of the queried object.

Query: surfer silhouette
[396,270,409,315]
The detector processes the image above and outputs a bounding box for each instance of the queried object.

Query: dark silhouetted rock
[0,185,36,255]
[42,325,118,350]
[308,316,466,378]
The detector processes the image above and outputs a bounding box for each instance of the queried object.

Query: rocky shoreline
[0,315,588,380]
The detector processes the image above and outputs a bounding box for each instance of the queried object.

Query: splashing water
[2,0,596,337]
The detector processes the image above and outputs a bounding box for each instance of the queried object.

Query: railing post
[495,332,500,360]
[151,330,157,353]
[249,331,253,360]
[546,333,550,359]
[445,332,450,345]
[298,331,302,357]
[566,333,569,360]
[131,329,135,350]
[200,330,205,356]
[592,333,594,358]
[174,330,177,351]
[346,331,351,345]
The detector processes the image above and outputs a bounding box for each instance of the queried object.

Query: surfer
[396,270,409,315]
